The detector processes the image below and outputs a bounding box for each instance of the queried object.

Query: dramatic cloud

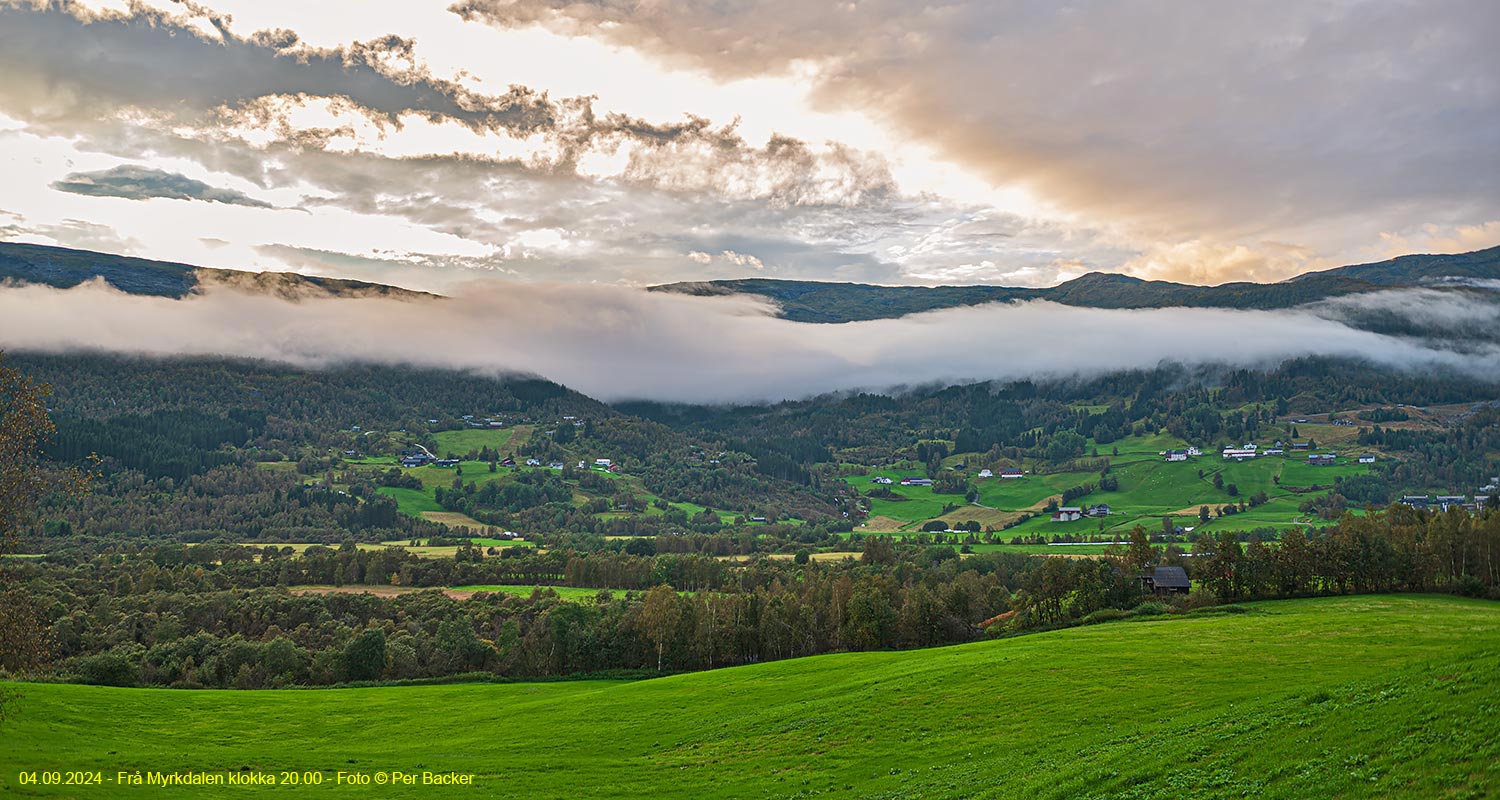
[0,281,1494,404]
[51,165,273,208]
[458,0,1500,281]
[0,0,1494,288]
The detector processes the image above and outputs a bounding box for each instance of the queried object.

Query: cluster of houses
[400,452,459,468]
[398,450,579,472]
[871,467,1023,485]
[976,468,1024,479]
[1400,495,1487,513]
[1162,446,1204,462]
[1051,503,1111,523]
[1206,442,1377,467]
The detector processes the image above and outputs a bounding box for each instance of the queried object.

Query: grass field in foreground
[2,595,1496,799]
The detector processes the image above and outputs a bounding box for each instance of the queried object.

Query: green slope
[3,595,1496,798]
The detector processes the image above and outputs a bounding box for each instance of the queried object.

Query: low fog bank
[2,280,1496,404]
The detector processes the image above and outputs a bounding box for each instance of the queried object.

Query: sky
[1,0,1497,293]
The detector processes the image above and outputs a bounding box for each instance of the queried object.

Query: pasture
[852,432,1372,539]
[2,595,1495,798]
[431,426,525,457]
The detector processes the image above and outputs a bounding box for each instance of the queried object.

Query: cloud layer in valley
[0,282,1494,404]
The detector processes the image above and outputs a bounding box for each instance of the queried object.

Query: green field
[431,427,520,457]
[3,595,1495,798]
[450,584,613,600]
[373,486,444,515]
[851,433,1372,538]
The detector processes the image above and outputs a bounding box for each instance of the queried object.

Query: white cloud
[1,281,1494,404]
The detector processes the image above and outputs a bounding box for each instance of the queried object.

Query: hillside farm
[846,432,1377,539]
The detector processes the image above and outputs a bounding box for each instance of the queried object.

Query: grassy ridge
[2,596,1496,798]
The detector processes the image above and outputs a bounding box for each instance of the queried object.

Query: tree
[641,584,681,672]
[1,357,88,724]
[1124,526,1155,576]
[342,628,387,682]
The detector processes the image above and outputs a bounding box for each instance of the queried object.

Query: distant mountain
[654,246,1500,322]
[0,242,432,300]
[5,240,1498,321]
[1296,245,1500,286]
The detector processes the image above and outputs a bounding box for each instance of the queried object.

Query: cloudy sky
[1,0,1497,292]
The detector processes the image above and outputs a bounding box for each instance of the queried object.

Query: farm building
[548,462,565,470]
[1308,454,1336,466]
[1222,448,1258,460]
[977,469,993,478]
[1164,450,1188,462]
[1291,442,1310,450]
[525,458,541,466]
[434,458,461,467]
[999,469,1024,479]
[1141,566,1192,596]
[1400,496,1431,509]
[400,454,433,467]
[501,456,516,467]
[1051,507,1083,522]
[1436,496,1469,511]
[1086,504,1111,517]
[1186,446,1202,456]
[594,458,613,468]
[872,476,895,484]
[1358,454,1376,464]
[901,477,934,486]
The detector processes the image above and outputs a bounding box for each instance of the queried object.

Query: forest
[4,504,1496,689]
[3,350,1499,692]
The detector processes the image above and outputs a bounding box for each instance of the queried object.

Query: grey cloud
[0,280,1495,404]
[20,219,143,254]
[0,2,893,210]
[51,165,273,208]
[456,0,1500,271]
[0,1,555,135]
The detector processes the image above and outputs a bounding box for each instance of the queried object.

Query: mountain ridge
[3,240,1497,323]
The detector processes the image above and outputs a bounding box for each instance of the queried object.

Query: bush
[1081,608,1132,625]
[1187,604,1249,616]
[1454,573,1485,598]
[74,646,143,687]
[1174,585,1220,611]
[1133,601,1169,616]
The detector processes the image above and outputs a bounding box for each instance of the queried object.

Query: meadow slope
[2,595,1497,799]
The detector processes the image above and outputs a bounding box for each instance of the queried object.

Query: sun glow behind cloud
[0,0,1493,291]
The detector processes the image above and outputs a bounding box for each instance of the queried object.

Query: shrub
[1081,608,1132,625]
[1133,601,1169,616]
[74,646,143,687]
